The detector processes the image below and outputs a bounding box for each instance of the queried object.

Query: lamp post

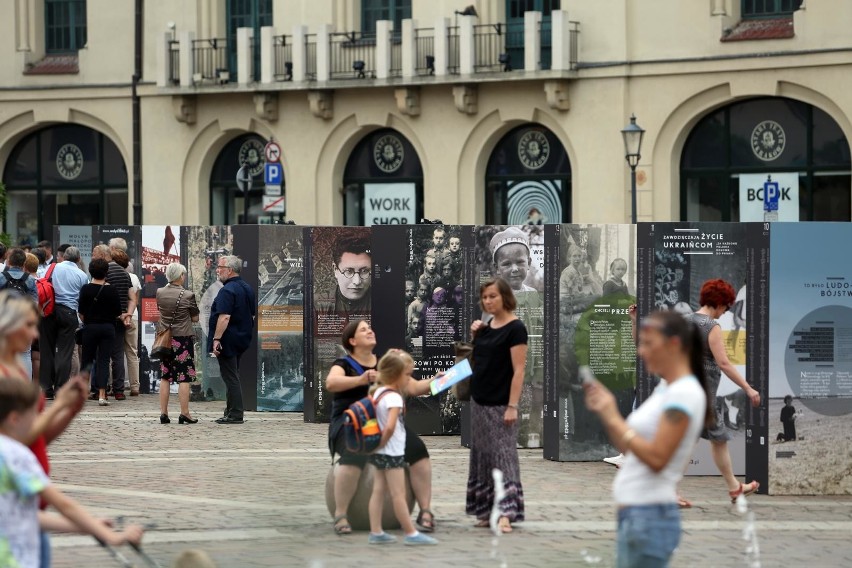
[621,114,645,224]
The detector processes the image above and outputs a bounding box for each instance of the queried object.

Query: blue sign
[264,163,283,186]
[763,178,780,212]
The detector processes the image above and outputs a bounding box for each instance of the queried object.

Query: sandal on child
[333,515,352,535]
[729,481,760,503]
[416,509,436,533]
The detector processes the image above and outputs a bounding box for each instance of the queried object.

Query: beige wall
[1,0,851,234]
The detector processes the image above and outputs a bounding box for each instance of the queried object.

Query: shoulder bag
[151,287,185,360]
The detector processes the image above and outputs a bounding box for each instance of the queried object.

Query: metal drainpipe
[132,0,144,225]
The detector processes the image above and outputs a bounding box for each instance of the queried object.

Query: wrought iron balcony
[273,34,293,81]
[191,38,229,83]
[414,27,435,76]
[329,31,376,80]
[168,39,180,84]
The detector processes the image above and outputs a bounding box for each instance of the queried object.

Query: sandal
[474,519,490,528]
[416,509,436,533]
[498,516,513,534]
[729,481,760,503]
[333,514,352,535]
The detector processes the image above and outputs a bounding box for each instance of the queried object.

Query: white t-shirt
[129,273,142,321]
[373,386,405,457]
[0,434,50,568]
[613,376,706,506]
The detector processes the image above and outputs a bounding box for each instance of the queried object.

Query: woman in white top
[585,310,713,568]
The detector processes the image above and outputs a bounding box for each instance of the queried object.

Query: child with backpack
[367,349,438,546]
[0,379,144,567]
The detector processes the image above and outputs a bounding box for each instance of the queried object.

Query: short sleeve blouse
[471,319,528,406]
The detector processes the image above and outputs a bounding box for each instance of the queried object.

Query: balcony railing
[473,23,523,72]
[448,26,460,75]
[191,38,229,82]
[414,27,435,76]
[329,32,375,80]
[305,33,317,80]
[274,34,293,81]
[168,39,180,84]
[389,30,402,78]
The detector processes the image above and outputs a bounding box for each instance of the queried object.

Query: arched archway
[485,123,571,224]
[342,128,424,226]
[2,123,128,244]
[680,96,851,221]
[209,133,278,224]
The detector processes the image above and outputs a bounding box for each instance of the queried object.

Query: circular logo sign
[751,120,786,161]
[518,130,550,170]
[238,138,266,177]
[56,143,84,180]
[373,135,404,173]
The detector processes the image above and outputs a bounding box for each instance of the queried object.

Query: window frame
[361,0,411,36]
[741,0,803,19]
[45,0,87,54]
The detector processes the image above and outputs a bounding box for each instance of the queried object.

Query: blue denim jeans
[40,531,51,568]
[617,504,681,568]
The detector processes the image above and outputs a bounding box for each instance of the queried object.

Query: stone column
[291,25,307,83]
[459,15,475,75]
[260,26,276,84]
[375,20,392,80]
[524,10,542,71]
[236,27,254,85]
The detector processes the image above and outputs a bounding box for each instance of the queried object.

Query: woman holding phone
[584,310,712,567]
[467,278,528,534]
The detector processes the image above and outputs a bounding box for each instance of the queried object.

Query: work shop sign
[364,183,417,225]
[738,173,800,222]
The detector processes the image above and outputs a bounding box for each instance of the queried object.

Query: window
[680,97,851,222]
[742,0,802,18]
[362,0,411,36]
[45,0,87,53]
[227,0,273,80]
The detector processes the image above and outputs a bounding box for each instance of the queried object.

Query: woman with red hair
[687,279,761,502]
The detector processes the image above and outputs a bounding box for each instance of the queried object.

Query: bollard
[324,462,415,530]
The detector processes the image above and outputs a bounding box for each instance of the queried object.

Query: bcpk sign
[738,173,799,222]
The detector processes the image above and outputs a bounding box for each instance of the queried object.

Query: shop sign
[739,173,799,222]
[364,183,416,225]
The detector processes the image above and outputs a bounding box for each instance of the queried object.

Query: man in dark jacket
[209,255,256,424]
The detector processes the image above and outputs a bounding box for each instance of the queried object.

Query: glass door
[506,0,559,70]
[227,0,273,81]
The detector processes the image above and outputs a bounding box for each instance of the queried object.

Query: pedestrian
[24,254,41,381]
[326,320,437,536]
[91,244,136,400]
[585,310,712,568]
[0,290,88,566]
[467,278,527,534]
[156,263,200,424]
[39,246,88,399]
[209,255,255,424]
[32,248,48,278]
[78,258,123,407]
[367,349,439,546]
[685,279,761,501]
[112,250,141,396]
[0,379,143,568]
[0,243,7,271]
[37,240,54,265]
[779,395,798,442]
[0,248,39,379]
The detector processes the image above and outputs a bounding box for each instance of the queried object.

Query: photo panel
[768,223,852,495]
[256,225,305,412]
[303,226,372,423]
[545,224,636,461]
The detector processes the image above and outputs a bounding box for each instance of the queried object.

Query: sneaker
[113,393,126,401]
[603,454,625,468]
[368,532,397,545]
[403,533,438,546]
[98,399,110,407]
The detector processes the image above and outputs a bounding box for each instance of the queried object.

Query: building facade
[1,0,850,243]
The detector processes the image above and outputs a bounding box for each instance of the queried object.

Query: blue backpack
[341,356,396,454]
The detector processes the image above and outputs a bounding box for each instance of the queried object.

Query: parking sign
[264,163,283,186]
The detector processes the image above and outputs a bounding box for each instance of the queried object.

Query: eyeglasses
[336,267,371,279]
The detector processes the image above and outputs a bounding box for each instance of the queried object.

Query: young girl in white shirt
[584,310,713,568]
[368,349,438,546]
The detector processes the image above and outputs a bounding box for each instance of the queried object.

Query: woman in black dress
[325,320,437,535]
[467,278,528,533]
[78,258,123,406]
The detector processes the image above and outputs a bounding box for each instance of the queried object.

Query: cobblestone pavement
[47,395,852,568]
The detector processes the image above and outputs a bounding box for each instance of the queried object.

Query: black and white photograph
[256,225,305,412]
[474,224,545,447]
[554,224,636,461]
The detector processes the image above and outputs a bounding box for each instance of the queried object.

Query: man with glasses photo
[209,255,256,425]
[320,235,372,317]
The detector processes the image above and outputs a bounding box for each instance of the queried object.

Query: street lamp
[621,114,645,224]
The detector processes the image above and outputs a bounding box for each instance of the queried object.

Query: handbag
[451,341,474,401]
[151,288,185,360]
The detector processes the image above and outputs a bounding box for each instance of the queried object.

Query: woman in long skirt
[467,277,528,533]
